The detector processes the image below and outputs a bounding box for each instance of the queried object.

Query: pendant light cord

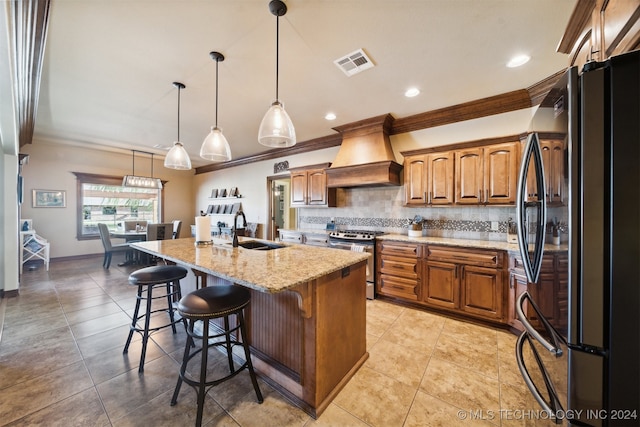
[275,14,279,101]
[177,86,181,141]
[215,57,219,127]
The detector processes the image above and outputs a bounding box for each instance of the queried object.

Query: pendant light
[200,51,232,162]
[123,150,163,189]
[164,82,192,170]
[258,0,296,147]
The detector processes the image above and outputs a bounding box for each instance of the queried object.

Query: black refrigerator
[514,50,640,426]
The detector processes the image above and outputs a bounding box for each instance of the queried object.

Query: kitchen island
[131,237,370,418]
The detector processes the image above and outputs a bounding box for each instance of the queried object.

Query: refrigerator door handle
[515,332,565,423]
[516,132,547,283]
[516,291,565,356]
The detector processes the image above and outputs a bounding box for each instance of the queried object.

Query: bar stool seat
[123,265,188,373]
[171,285,263,426]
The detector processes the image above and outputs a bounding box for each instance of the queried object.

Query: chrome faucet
[232,210,247,247]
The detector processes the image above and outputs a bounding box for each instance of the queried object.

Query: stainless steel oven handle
[516,291,563,356]
[515,332,561,420]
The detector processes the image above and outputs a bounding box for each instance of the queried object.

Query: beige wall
[19,142,195,258]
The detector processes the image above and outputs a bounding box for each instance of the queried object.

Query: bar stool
[171,285,263,426]
[123,265,189,373]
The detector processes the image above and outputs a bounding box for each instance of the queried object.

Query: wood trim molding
[400,134,525,157]
[195,133,342,174]
[390,90,532,135]
[526,69,568,107]
[557,0,597,54]
[195,73,565,174]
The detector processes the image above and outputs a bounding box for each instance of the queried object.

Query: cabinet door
[404,155,428,205]
[307,169,328,205]
[427,152,454,205]
[508,272,528,331]
[461,265,503,320]
[525,273,556,329]
[483,142,518,204]
[547,140,565,204]
[526,139,565,205]
[423,260,459,309]
[290,171,308,206]
[455,148,483,204]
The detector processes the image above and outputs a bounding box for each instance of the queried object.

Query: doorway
[266,175,297,240]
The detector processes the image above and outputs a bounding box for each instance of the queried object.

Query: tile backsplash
[297,186,568,242]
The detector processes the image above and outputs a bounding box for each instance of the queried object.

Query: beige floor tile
[366,338,430,388]
[303,403,369,426]
[405,391,498,427]
[226,388,310,427]
[69,311,132,340]
[432,331,499,379]
[380,308,445,353]
[333,365,416,427]
[420,357,501,415]
[499,382,559,427]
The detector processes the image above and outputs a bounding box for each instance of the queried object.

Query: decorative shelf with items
[204,187,243,216]
[20,219,50,272]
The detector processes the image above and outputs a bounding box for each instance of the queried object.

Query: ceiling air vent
[334,49,374,76]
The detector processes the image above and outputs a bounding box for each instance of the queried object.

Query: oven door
[328,239,374,298]
[515,291,568,424]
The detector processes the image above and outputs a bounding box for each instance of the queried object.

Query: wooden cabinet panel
[379,255,418,280]
[483,142,518,204]
[455,148,483,204]
[601,0,640,58]
[455,142,519,205]
[525,139,565,205]
[289,164,336,207]
[378,240,420,258]
[290,171,307,205]
[378,274,419,301]
[461,265,503,320]
[423,260,459,309]
[404,152,454,206]
[428,152,454,205]
[404,155,428,205]
[508,252,568,334]
[427,245,502,268]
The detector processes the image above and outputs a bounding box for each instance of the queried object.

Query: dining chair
[147,223,174,241]
[172,220,182,239]
[98,223,130,268]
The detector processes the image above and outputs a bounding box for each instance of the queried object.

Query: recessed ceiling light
[507,54,530,68]
[404,87,420,98]
[325,112,336,121]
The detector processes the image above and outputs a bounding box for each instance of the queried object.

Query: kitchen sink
[236,240,285,250]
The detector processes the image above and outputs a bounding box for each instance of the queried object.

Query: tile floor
[0,256,554,426]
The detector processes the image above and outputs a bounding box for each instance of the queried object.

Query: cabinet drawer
[279,232,303,244]
[379,255,418,279]
[304,234,329,246]
[428,245,502,268]
[510,253,555,273]
[378,241,419,258]
[378,274,419,301]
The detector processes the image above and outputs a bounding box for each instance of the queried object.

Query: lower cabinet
[507,252,568,334]
[377,241,507,324]
[377,241,420,301]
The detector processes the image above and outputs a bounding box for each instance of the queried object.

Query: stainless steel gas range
[328,230,384,299]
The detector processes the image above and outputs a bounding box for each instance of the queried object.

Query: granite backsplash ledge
[296,186,568,242]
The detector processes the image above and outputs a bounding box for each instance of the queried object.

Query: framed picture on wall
[33,189,66,208]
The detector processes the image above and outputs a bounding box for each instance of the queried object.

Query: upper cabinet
[558,0,640,69]
[289,163,337,208]
[525,138,566,205]
[404,151,454,206]
[403,138,520,207]
[455,142,519,205]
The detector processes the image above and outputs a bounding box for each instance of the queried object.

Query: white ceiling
[33,0,577,167]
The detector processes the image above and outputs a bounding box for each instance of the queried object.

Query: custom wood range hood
[325,114,403,188]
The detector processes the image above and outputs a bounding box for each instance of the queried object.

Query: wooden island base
[195,261,368,419]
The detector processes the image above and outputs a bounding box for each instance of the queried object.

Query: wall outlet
[491,221,499,231]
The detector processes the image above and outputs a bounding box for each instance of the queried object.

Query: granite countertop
[131,237,369,294]
[377,234,569,253]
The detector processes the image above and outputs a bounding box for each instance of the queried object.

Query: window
[73,173,164,240]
